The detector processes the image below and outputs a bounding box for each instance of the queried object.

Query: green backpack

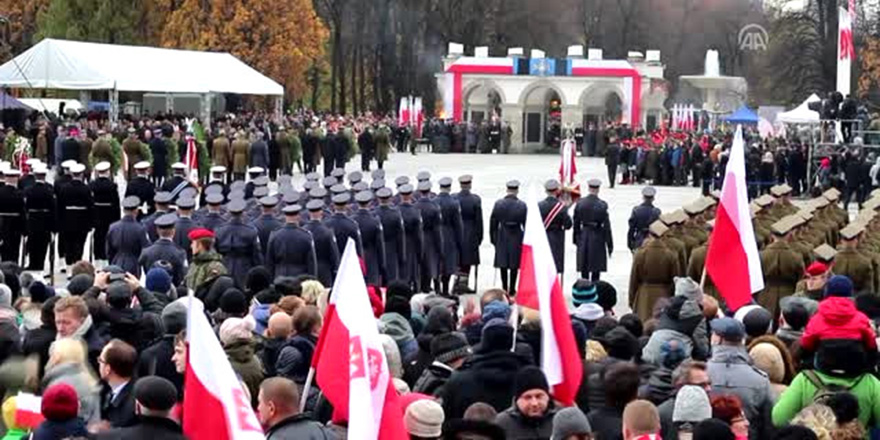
[802,370,865,405]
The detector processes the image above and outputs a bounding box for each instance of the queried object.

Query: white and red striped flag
[315,238,407,440]
[705,126,764,310]
[516,189,583,406]
[183,297,264,440]
[184,134,199,182]
[14,392,44,429]
[398,97,410,127]
[559,138,578,186]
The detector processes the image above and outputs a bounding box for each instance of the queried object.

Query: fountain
[679,49,748,114]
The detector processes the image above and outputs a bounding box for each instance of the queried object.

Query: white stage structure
[0,39,284,125]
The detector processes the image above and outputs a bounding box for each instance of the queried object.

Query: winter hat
[66,274,93,296]
[380,312,415,344]
[603,326,638,360]
[244,266,272,296]
[41,383,79,421]
[674,277,703,301]
[673,385,712,423]
[514,366,549,399]
[749,343,785,383]
[218,317,254,345]
[825,275,854,298]
[572,279,598,306]
[595,280,618,312]
[404,399,444,438]
[28,281,52,304]
[693,418,735,440]
[780,296,818,329]
[134,376,178,411]
[106,282,133,309]
[774,425,818,440]
[0,285,10,308]
[735,305,773,338]
[572,303,604,321]
[479,318,513,353]
[379,334,403,379]
[219,288,248,316]
[552,407,591,439]
[431,332,471,364]
[161,299,188,335]
[145,268,172,293]
[710,317,745,342]
[482,300,511,322]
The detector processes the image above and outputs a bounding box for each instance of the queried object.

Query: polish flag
[315,238,407,440]
[559,138,577,186]
[705,126,764,310]
[516,189,583,406]
[399,97,410,128]
[14,392,44,429]
[183,297,264,440]
[185,134,199,182]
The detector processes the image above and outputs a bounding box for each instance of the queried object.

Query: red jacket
[800,297,877,352]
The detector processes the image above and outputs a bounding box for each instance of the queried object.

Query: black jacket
[137,336,184,397]
[95,415,187,440]
[100,381,137,428]
[441,349,532,419]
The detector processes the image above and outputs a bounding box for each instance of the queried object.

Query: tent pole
[109,88,118,126]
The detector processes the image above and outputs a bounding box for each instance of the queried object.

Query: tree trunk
[351,45,359,115]
[339,42,348,114]
[359,45,367,113]
[330,30,339,113]
[310,61,320,110]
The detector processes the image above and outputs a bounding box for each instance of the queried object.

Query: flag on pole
[516,189,583,406]
[705,126,764,311]
[315,238,407,440]
[398,97,410,127]
[184,134,198,182]
[838,7,854,95]
[183,297,264,440]
[671,104,679,130]
[559,139,577,186]
[413,97,423,138]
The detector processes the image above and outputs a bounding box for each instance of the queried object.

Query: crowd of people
[2,107,880,440]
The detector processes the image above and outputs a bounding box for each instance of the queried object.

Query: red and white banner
[559,139,577,186]
[398,97,410,127]
[444,57,517,123]
[316,238,407,440]
[705,126,764,310]
[14,392,44,429]
[412,97,423,137]
[185,135,198,182]
[569,59,642,128]
[183,298,264,440]
[838,7,854,95]
[517,190,583,405]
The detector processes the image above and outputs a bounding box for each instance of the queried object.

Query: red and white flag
[559,139,578,186]
[838,7,855,95]
[516,190,583,406]
[315,238,407,440]
[705,126,764,311]
[14,392,44,429]
[185,135,199,182]
[183,298,264,440]
[398,97,410,128]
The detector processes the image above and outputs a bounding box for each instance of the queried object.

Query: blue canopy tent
[724,105,759,125]
[0,91,29,110]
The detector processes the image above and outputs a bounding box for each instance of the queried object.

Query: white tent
[0,39,283,96]
[776,94,821,124]
[18,98,83,113]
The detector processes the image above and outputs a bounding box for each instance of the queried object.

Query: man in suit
[139,214,188,286]
[573,179,613,281]
[98,339,138,428]
[538,179,573,276]
[489,180,527,295]
[455,175,483,293]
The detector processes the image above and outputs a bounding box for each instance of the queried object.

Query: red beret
[187,228,215,241]
[805,262,829,277]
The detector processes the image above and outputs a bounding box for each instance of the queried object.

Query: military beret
[642,186,657,198]
[94,162,111,173]
[331,168,345,179]
[176,198,195,209]
[155,213,178,228]
[353,182,369,192]
[459,175,473,184]
[154,192,173,204]
[545,180,560,192]
[399,184,414,195]
[134,161,150,170]
[306,172,321,181]
[332,192,351,205]
[439,177,453,188]
[227,199,246,214]
[840,223,864,240]
[210,166,227,174]
[330,184,348,195]
[322,176,337,188]
[309,187,328,199]
[418,181,432,192]
[253,186,269,198]
[507,180,521,189]
[395,176,410,187]
[587,179,601,188]
[355,190,373,204]
[376,187,393,199]
[122,196,141,210]
[770,218,793,236]
[813,243,838,262]
[248,166,265,175]
[188,228,214,240]
[282,204,302,215]
[306,199,325,211]
[417,171,431,181]
[371,169,386,180]
[171,162,186,171]
[649,220,668,237]
[348,171,363,184]
[253,175,269,187]
[227,189,245,201]
[206,193,225,205]
[282,192,300,205]
[229,181,246,192]
[370,179,386,190]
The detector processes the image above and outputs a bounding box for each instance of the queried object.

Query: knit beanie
[825,275,854,298]
[41,383,79,421]
[514,366,549,399]
[405,399,444,438]
[244,266,272,296]
[66,274,93,296]
[479,318,513,353]
[482,300,511,322]
[572,279,598,306]
[595,281,618,312]
[603,327,638,360]
[430,332,471,364]
[749,343,785,383]
[673,385,711,423]
[693,418,735,440]
[736,305,773,338]
[161,299,188,335]
[552,407,591,439]
[218,317,254,345]
[674,277,703,301]
[219,288,248,316]
[134,376,178,411]
[145,268,172,294]
[28,281,52,304]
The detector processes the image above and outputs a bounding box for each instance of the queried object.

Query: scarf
[56,314,93,341]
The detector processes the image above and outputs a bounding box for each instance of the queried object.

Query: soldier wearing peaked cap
[251,196,283,261]
[455,175,483,292]
[373,187,406,286]
[573,179,613,282]
[397,184,424,292]
[304,199,340,287]
[435,177,463,295]
[57,163,94,268]
[173,198,199,263]
[539,179,573,275]
[489,180,527,295]
[627,186,661,252]
[89,162,121,264]
[23,165,56,271]
[415,180,444,293]
[200,193,228,232]
[629,220,679,321]
[139,213,188,286]
[758,217,805,318]
[0,169,26,265]
[352,190,387,286]
[324,192,364,257]
[215,199,263,288]
[107,196,151,277]
[265,203,317,280]
[142,192,175,243]
[126,162,156,217]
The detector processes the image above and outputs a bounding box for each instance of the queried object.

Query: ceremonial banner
[838,7,854,96]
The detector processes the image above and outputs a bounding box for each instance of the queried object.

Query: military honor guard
[215,199,263,288]
[107,196,151,277]
[538,179,573,277]
[352,190,386,286]
[455,175,482,292]
[266,203,317,279]
[304,199,340,287]
[57,163,93,270]
[435,177,463,295]
[415,180,444,294]
[89,162,121,265]
[0,168,26,265]
[139,213,188,286]
[573,179,613,282]
[489,180,527,295]
[627,187,661,252]
[398,184,424,292]
[24,164,56,273]
[374,187,405,285]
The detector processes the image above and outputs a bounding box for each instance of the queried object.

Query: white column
[78,90,90,111]
[165,93,174,114]
[274,96,283,121]
[201,93,212,130]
